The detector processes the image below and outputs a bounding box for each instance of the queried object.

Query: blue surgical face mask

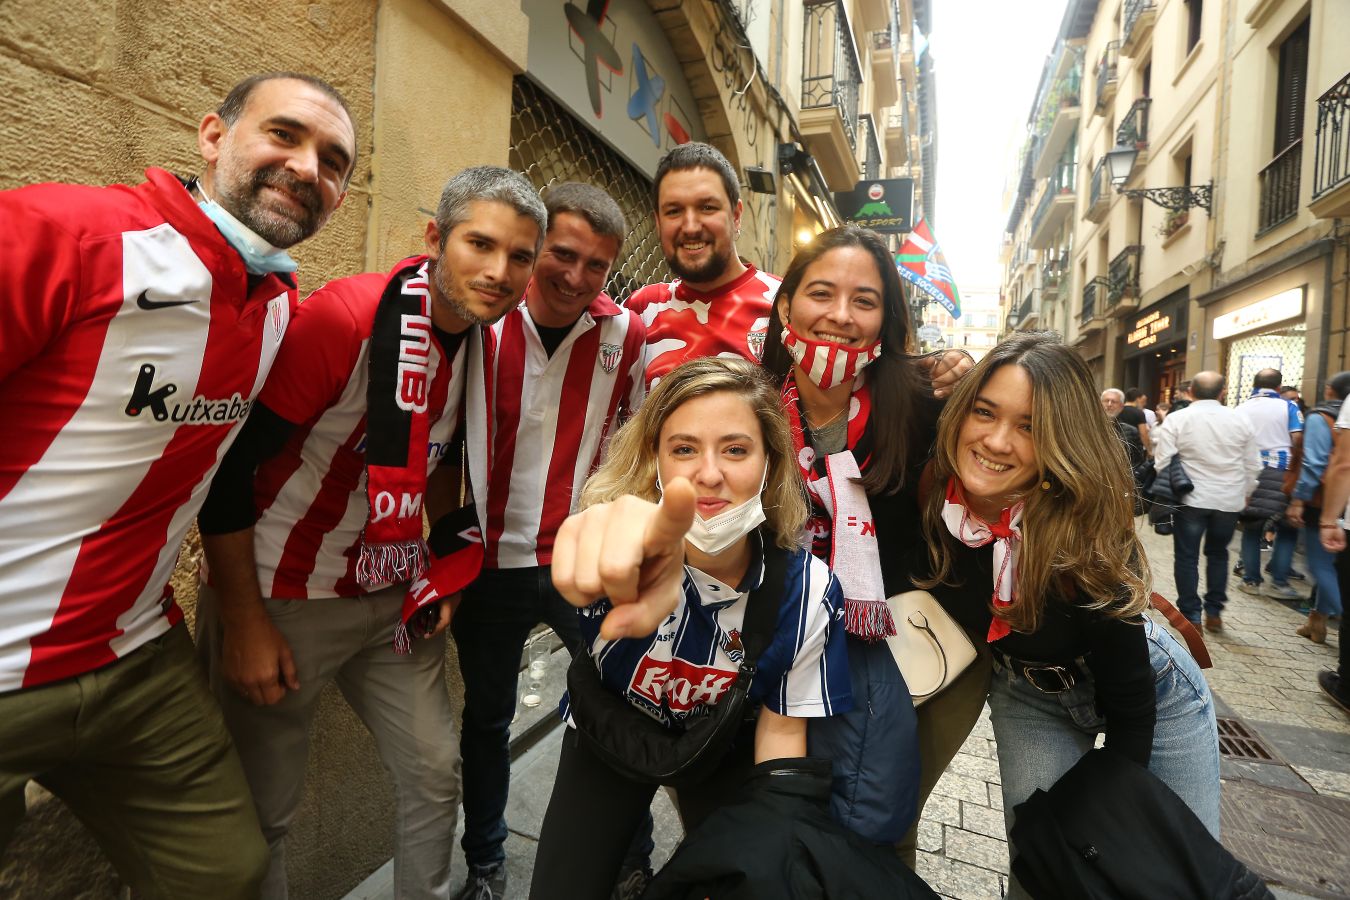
[194,182,299,276]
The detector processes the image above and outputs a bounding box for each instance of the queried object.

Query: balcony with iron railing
[1095,41,1119,116]
[1115,96,1151,180]
[800,0,863,190]
[1311,72,1350,219]
[1041,250,1068,299]
[1258,140,1302,234]
[1085,156,1110,223]
[1080,277,1110,333]
[1034,59,1083,180]
[1016,289,1041,331]
[1122,0,1156,58]
[1029,159,1077,249]
[868,0,900,108]
[1106,245,1142,314]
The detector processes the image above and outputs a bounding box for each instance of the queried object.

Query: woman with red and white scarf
[760,224,977,857]
[918,333,1219,898]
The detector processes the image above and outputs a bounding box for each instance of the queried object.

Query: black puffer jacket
[1240,466,1289,524]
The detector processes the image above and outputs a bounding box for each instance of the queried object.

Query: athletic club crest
[598,342,622,374]
[746,327,767,360]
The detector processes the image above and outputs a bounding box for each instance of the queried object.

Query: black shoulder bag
[565,544,787,788]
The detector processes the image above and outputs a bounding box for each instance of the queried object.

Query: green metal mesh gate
[509,78,670,303]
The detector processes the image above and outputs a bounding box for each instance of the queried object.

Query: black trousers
[529,721,756,899]
[1335,540,1350,681]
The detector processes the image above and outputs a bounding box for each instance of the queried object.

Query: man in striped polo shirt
[0,73,357,898]
[453,183,647,900]
[195,167,545,900]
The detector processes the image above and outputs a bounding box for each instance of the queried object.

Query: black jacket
[1010,749,1272,900]
[644,758,939,900]
[1241,466,1289,524]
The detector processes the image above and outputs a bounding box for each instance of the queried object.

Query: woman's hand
[552,478,697,640]
[926,349,975,399]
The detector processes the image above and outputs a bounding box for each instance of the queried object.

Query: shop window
[1224,324,1306,408]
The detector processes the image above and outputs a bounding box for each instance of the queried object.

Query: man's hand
[926,349,975,399]
[426,593,462,638]
[222,608,299,706]
[552,478,697,640]
[1286,499,1305,528]
[1322,522,1346,553]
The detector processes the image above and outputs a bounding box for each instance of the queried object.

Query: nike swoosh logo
[136,290,197,310]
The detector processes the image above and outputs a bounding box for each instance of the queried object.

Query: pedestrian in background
[1236,368,1305,601]
[1154,372,1260,630]
[1286,372,1350,643]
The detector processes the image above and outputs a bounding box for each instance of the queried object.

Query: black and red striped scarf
[357,258,435,589]
[782,378,894,640]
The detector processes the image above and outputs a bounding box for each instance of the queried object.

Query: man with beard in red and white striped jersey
[195,167,545,900]
[0,72,357,899]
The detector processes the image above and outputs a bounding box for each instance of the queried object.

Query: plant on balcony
[1157,208,1189,239]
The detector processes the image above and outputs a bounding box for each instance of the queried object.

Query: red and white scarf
[940,478,1023,642]
[357,259,436,589]
[783,378,894,640]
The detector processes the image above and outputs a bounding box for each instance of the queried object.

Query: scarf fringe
[393,623,413,655]
[357,539,429,589]
[845,598,896,641]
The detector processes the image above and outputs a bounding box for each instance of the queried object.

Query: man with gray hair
[196,165,545,900]
[1154,371,1261,630]
[452,181,647,899]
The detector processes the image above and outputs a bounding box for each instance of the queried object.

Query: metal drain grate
[1217,716,1282,764]
[1221,778,1350,898]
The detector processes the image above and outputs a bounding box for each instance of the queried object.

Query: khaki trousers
[0,623,267,899]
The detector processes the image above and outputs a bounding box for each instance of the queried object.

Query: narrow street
[347,522,1350,900]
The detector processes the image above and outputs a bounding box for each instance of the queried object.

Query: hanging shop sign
[833,179,914,233]
[523,0,707,175]
[1211,287,1304,341]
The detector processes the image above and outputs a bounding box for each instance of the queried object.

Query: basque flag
[895,219,962,319]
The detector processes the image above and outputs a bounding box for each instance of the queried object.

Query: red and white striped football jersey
[245,259,467,599]
[624,266,781,387]
[0,168,296,691]
[465,293,645,569]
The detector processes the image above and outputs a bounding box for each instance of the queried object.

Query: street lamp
[1105,141,1213,212]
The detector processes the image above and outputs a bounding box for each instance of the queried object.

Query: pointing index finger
[645,477,695,554]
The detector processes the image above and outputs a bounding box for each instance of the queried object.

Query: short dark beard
[216,166,323,248]
[668,245,730,285]
[431,259,509,327]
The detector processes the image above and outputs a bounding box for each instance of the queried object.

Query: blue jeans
[1172,505,1239,622]
[1303,515,1343,616]
[989,620,1221,898]
[452,566,654,871]
[1240,518,1297,586]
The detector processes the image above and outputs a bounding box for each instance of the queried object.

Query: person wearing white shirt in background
[1234,368,1305,600]
[1154,371,1261,631]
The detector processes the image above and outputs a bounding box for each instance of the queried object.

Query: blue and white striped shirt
[562,540,852,729]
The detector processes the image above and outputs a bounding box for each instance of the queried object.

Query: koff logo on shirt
[629,654,737,713]
[124,363,253,425]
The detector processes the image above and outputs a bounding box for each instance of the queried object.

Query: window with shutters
[1258,18,1309,233]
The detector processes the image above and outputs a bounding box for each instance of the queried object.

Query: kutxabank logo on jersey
[124,363,253,424]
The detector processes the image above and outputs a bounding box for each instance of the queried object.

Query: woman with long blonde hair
[529,358,852,899]
[920,332,1219,896]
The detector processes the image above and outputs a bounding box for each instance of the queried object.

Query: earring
[1040,480,1051,491]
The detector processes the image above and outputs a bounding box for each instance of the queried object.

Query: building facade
[1000,0,1349,406]
[0,0,936,895]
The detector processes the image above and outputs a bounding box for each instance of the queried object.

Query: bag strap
[738,540,789,670]
[1150,593,1212,669]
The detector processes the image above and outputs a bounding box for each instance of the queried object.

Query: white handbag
[884,590,977,706]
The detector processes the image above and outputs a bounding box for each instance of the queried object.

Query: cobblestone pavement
[349,522,1348,900]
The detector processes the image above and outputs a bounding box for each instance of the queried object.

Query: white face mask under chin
[658,466,769,557]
